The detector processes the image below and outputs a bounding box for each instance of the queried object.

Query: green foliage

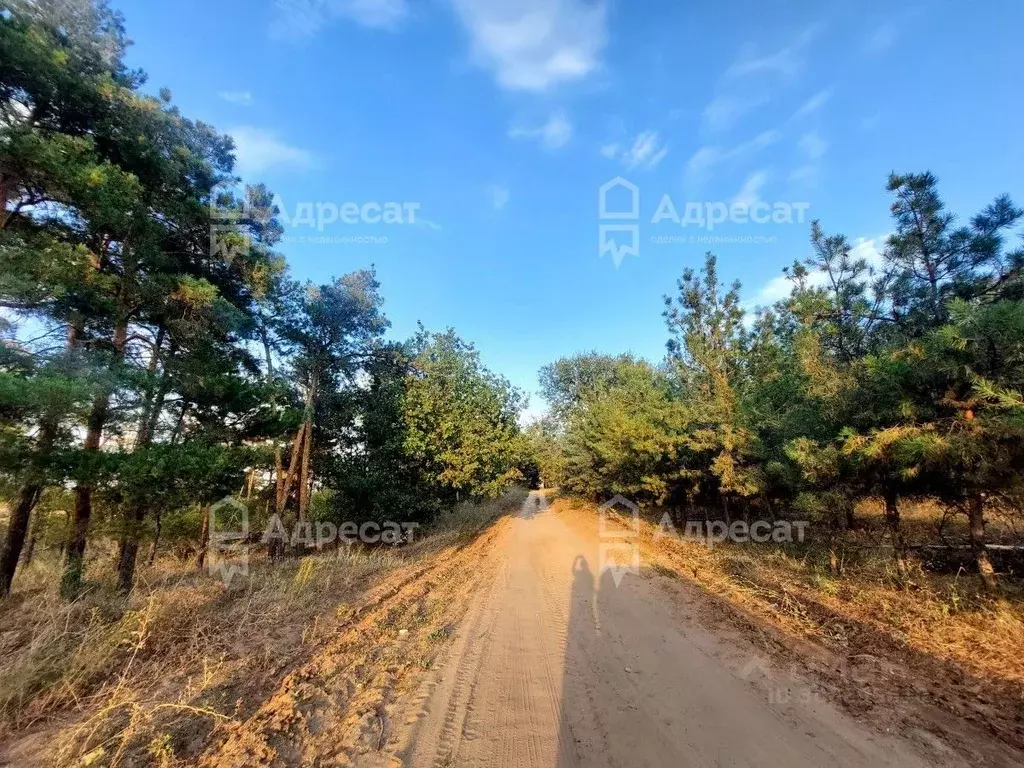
[403,328,526,503]
[540,173,1024,579]
[0,2,529,597]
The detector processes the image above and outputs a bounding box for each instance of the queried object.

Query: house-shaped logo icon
[598,177,640,220]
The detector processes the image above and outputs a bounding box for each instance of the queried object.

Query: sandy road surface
[385,491,940,768]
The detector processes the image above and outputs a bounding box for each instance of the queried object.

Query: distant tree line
[534,173,1024,591]
[0,0,527,598]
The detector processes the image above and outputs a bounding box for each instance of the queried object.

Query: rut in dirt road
[383,491,944,768]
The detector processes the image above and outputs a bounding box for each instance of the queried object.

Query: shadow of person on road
[555,555,599,766]
[558,551,647,767]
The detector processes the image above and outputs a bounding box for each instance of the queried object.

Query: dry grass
[556,495,1024,692]
[430,486,528,537]
[0,547,404,763]
[0,487,528,766]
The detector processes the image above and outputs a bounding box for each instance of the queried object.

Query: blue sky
[116,0,1023,418]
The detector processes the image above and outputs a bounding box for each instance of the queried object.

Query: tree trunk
[828,548,843,576]
[141,376,171,447]
[298,418,313,522]
[1,413,58,596]
[115,501,155,592]
[883,488,908,578]
[118,337,171,591]
[968,494,998,592]
[64,320,127,597]
[0,173,18,230]
[274,448,284,512]
[260,319,275,380]
[297,372,317,524]
[170,402,189,444]
[149,512,162,566]
[276,422,306,515]
[22,504,44,566]
[0,484,42,596]
[62,484,94,597]
[845,505,857,531]
[116,539,140,593]
[135,326,167,448]
[115,503,147,593]
[197,505,211,570]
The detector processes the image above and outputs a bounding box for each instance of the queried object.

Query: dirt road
[384,491,941,767]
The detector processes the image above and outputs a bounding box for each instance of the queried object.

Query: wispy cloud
[602,131,668,170]
[859,112,881,132]
[623,131,669,170]
[732,170,768,209]
[219,90,254,106]
[272,0,408,37]
[449,0,609,91]
[723,27,817,80]
[791,87,832,120]
[702,93,770,134]
[685,129,781,188]
[230,127,313,176]
[863,21,897,55]
[789,130,828,186]
[509,111,573,150]
[489,184,510,211]
[798,131,828,160]
[703,25,820,132]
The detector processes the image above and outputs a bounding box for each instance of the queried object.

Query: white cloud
[732,170,768,209]
[734,129,783,156]
[685,146,723,178]
[230,127,313,176]
[849,234,888,268]
[489,184,510,211]
[509,111,572,150]
[703,25,820,132]
[449,0,609,91]
[863,21,897,54]
[798,131,828,160]
[272,0,408,36]
[751,272,798,307]
[791,87,832,120]
[623,131,668,169]
[602,131,668,170]
[748,233,888,308]
[219,90,254,106]
[723,28,816,80]
[789,131,828,186]
[788,165,817,186]
[702,93,770,133]
[685,129,781,187]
